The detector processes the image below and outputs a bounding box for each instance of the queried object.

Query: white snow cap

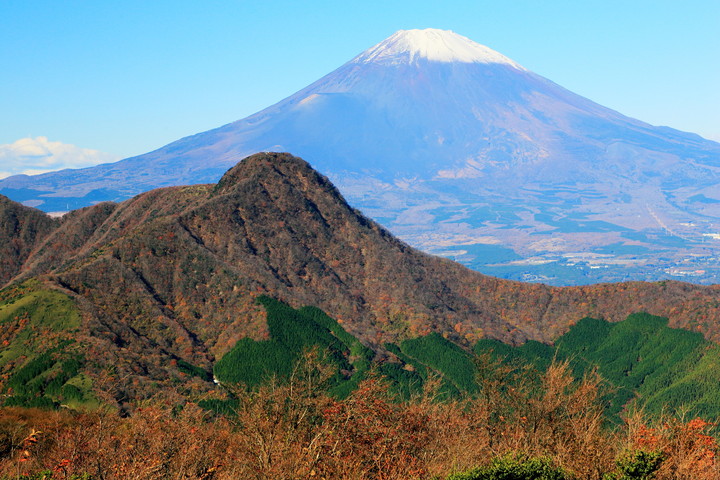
[352,28,524,69]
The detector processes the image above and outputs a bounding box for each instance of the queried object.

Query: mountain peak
[351,28,524,69]
[214,152,343,201]
[215,152,308,194]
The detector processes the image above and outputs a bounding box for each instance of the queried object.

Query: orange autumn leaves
[627,416,718,479]
[0,357,718,480]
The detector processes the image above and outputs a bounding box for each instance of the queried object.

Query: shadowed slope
[0,195,58,285]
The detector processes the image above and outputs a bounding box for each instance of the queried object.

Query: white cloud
[0,137,120,179]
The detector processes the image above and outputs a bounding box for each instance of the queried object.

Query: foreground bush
[447,454,570,480]
[603,450,663,480]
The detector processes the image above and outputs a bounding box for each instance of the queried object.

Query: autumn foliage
[0,354,717,480]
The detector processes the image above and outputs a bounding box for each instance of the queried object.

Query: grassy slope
[0,280,97,409]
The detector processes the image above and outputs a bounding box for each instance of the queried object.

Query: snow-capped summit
[350,28,524,69]
[3,27,719,285]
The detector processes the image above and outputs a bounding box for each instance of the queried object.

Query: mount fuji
[3,28,720,285]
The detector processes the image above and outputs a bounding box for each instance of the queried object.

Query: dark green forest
[213,299,720,422]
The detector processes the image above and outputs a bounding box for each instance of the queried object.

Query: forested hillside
[2,300,719,479]
[2,152,720,408]
[1,153,720,478]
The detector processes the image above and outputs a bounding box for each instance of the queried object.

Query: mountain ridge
[4,153,720,346]
[2,29,718,284]
[4,152,720,408]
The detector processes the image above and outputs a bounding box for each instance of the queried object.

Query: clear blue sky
[2,0,719,164]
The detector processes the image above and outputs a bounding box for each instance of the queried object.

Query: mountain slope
[476,312,720,420]
[3,30,719,285]
[4,152,720,345]
[4,152,720,407]
[0,195,58,285]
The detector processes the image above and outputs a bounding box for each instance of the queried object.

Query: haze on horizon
[1,0,719,177]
